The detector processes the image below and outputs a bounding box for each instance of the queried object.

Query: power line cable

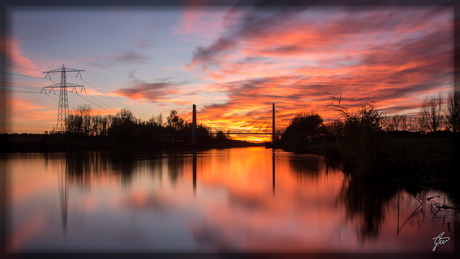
[81,93,119,113]
[0,70,48,80]
[73,93,114,111]
[11,90,42,94]
[1,61,44,73]
[5,53,56,67]
[79,73,150,118]
[8,84,41,90]
[42,92,79,107]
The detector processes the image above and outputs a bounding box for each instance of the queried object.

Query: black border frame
[1,1,458,258]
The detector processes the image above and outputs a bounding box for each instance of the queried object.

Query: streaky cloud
[114,79,190,103]
[78,51,150,68]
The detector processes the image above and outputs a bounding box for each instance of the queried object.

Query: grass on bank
[283,136,456,182]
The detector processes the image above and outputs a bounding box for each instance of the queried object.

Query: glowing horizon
[5,5,454,138]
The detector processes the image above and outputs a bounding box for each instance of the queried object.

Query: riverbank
[0,133,261,153]
[283,136,457,182]
[283,135,460,207]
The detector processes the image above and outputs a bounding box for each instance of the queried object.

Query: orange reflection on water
[180,148,350,251]
[5,148,457,252]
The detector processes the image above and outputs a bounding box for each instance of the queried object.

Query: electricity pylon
[41,64,85,132]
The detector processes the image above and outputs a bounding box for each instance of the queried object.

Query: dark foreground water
[3,147,458,253]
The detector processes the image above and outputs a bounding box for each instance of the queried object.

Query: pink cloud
[113,79,192,106]
[185,6,453,132]
[172,6,227,41]
[6,37,42,77]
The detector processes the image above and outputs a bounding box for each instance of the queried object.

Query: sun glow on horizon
[6,6,453,133]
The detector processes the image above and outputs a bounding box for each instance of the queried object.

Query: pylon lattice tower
[41,64,85,132]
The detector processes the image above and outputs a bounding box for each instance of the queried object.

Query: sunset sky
[5,4,454,135]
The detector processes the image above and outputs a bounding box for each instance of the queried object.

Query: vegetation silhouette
[335,102,392,180]
[419,94,443,132]
[2,106,257,152]
[446,91,460,132]
[280,112,329,153]
[278,91,458,184]
[288,154,323,179]
[339,176,398,240]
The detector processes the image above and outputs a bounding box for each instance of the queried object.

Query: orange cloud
[113,79,188,103]
[9,97,56,133]
[185,6,453,138]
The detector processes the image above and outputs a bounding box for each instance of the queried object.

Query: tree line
[380,91,459,133]
[281,91,459,140]
[55,90,458,146]
[279,91,459,181]
[57,105,214,147]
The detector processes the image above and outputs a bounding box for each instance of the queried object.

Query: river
[3,147,458,253]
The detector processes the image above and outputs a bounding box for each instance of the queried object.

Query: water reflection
[5,148,458,253]
[289,154,324,179]
[166,150,186,186]
[57,159,68,234]
[108,151,137,186]
[272,148,275,195]
[339,177,398,240]
[65,152,107,187]
[193,149,197,194]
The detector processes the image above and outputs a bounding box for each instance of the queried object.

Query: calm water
[4,147,458,253]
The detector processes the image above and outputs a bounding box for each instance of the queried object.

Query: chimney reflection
[193,149,197,195]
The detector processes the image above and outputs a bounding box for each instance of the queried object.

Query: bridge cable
[239,110,271,133]
[201,115,227,133]
[253,111,272,134]
[238,110,270,133]
[275,111,290,131]
[252,112,271,134]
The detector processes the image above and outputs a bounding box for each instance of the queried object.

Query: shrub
[336,102,391,179]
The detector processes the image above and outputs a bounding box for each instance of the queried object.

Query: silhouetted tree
[387,114,407,131]
[66,113,83,135]
[324,119,344,136]
[336,102,389,179]
[281,112,323,141]
[164,110,192,143]
[108,109,138,144]
[167,110,185,131]
[419,94,443,132]
[150,113,164,127]
[216,131,227,141]
[66,104,93,135]
[91,114,109,136]
[446,91,460,132]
